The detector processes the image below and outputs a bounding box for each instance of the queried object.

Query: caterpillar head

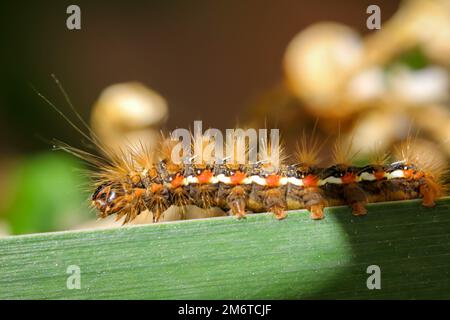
[91,183,124,217]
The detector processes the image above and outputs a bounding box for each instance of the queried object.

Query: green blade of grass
[1,197,449,299]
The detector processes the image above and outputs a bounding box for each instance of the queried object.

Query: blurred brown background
[0,0,400,154]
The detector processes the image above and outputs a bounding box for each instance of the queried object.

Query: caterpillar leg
[248,184,265,212]
[228,199,246,219]
[286,185,325,220]
[170,187,192,219]
[342,183,368,217]
[227,186,248,219]
[304,188,327,220]
[271,206,287,220]
[308,204,324,220]
[419,177,441,208]
[350,201,367,216]
[264,188,287,220]
[147,184,170,223]
[190,184,217,209]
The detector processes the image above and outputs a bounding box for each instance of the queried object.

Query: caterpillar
[35,77,448,225]
[86,132,446,224]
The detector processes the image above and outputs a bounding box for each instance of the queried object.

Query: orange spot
[230,171,246,185]
[171,175,185,188]
[403,169,414,179]
[266,174,280,187]
[151,183,163,193]
[197,170,213,184]
[341,172,355,184]
[303,174,318,188]
[374,170,385,180]
[134,188,146,197]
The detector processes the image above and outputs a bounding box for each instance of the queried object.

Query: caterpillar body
[88,137,446,224]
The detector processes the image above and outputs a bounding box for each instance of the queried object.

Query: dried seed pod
[283,22,364,117]
[91,82,168,153]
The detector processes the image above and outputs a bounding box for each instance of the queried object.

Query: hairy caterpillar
[36,77,448,224]
[86,132,447,224]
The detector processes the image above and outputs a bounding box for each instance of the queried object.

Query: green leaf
[0,197,449,299]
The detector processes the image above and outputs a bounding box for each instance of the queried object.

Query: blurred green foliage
[386,46,430,70]
[1,152,92,235]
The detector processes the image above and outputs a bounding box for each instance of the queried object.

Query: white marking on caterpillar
[360,172,377,181]
[216,174,231,184]
[210,176,219,184]
[186,176,199,184]
[386,170,404,179]
[288,177,304,186]
[251,175,267,186]
[319,176,343,185]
